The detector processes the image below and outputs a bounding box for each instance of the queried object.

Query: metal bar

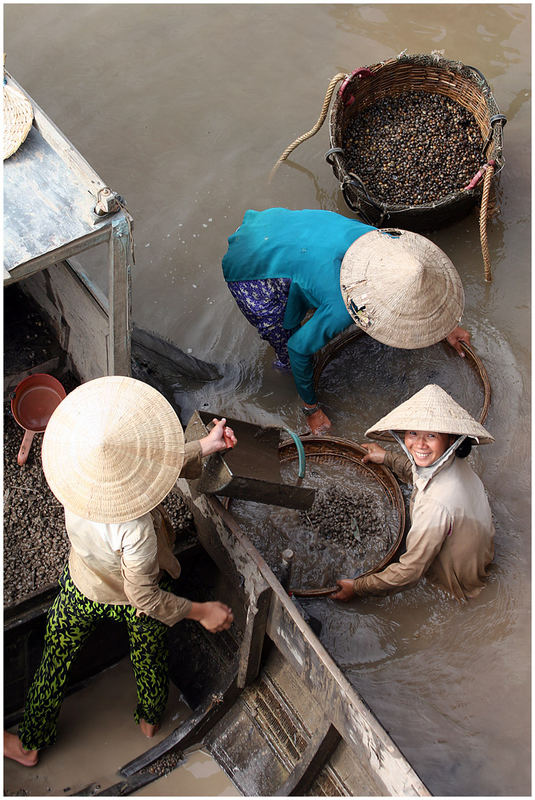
[274,721,341,796]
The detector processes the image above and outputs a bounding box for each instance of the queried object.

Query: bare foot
[4,731,39,766]
[139,719,160,738]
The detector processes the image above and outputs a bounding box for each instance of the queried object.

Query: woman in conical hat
[5,376,237,768]
[332,384,495,604]
[222,208,470,434]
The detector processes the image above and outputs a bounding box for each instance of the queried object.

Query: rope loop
[270,72,347,181]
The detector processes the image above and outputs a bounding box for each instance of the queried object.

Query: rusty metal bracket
[94,187,123,216]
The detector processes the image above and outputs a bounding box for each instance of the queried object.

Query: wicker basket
[312,326,491,439]
[327,53,506,231]
[278,435,406,595]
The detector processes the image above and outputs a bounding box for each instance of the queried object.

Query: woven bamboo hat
[41,376,185,523]
[366,384,494,444]
[340,229,464,349]
[3,83,33,160]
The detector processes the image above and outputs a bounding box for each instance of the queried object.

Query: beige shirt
[67,440,202,626]
[354,450,495,602]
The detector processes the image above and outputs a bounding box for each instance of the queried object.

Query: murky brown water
[4,3,530,796]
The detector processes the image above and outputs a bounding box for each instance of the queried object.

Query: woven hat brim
[42,377,185,523]
[3,85,33,160]
[365,384,494,444]
[340,229,464,349]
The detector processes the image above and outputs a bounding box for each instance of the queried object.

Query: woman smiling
[332,384,495,603]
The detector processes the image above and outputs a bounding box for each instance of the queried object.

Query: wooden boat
[3,75,429,795]
[5,448,429,797]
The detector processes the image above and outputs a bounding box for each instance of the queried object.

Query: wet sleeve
[120,517,192,626]
[287,306,344,405]
[284,282,314,330]
[178,440,203,480]
[353,499,451,597]
[383,451,413,483]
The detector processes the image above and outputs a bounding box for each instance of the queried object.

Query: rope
[479,161,495,282]
[269,72,347,181]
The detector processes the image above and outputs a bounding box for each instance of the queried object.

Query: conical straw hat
[366,384,494,444]
[340,229,464,349]
[3,83,33,160]
[42,376,185,523]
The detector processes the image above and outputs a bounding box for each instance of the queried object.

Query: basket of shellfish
[227,436,406,596]
[327,53,506,231]
[272,52,506,280]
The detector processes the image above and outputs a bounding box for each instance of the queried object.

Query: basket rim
[277,433,406,580]
[327,53,505,216]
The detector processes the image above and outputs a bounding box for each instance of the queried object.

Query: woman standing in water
[222,208,471,434]
[332,384,495,602]
[4,376,236,767]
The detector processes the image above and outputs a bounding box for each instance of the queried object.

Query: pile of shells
[343,90,483,205]
[300,484,393,561]
[3,399,69,606]
[161,490,196,545]
[3,397,196,607]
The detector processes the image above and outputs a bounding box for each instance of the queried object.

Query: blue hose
[283,427,306,478]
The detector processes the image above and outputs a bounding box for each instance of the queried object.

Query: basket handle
[341,173,386,226]
[325,146,344,166]
[482,113,507,161]
[464,64,488,83]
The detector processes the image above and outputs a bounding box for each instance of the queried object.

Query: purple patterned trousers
[227,278,297,370]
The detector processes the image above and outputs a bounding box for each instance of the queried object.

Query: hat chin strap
[390,431,468,475]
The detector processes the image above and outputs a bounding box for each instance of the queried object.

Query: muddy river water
[4,3,530,796]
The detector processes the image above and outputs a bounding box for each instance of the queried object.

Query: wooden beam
[237,584,272,688]
[274,721,341,796]
[4,226,110,287]
[108,214,132,376]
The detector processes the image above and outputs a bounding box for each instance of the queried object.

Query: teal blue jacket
[222,208,375,403]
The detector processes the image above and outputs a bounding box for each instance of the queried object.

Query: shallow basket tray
[313,327,491,440]
[277,435,406,596]
[328,53,505,231]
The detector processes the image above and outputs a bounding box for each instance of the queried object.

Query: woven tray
[3,83,33,160]
[278,435,406,596]
[328,53,505,231]
[313,327,491,439]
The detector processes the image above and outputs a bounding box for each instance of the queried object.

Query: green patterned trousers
[18,567,170,751]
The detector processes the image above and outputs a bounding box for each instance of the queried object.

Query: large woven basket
[327,53,506,231]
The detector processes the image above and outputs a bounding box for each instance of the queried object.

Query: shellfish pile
[343,90,483,205]
[300,484,393,560]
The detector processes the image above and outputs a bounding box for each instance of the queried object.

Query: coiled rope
[479,161,495,282]
[269,72,347,181]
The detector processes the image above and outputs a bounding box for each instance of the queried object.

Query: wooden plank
[116,671,240,779]
[177,480,430,797]
[20,261,110,381]
[108,215,132,376]
[274,721,341,796]
[4,226,110,286]
[237,584,271,688]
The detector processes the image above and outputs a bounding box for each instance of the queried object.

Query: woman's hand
[188,601,234,632]
[360,442,386,464]
[446,326,471,357]
[199,418,237,457]
[330,579,356,602]
[305,407,331,435]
